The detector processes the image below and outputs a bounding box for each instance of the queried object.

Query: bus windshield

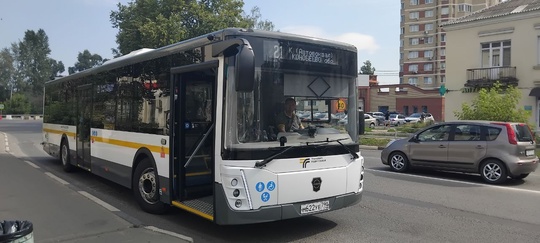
[224,36,358,150]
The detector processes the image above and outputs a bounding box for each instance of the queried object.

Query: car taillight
[492,122,517,145]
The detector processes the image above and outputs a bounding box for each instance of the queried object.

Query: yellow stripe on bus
[43,128,76,138]
[92,136,170,155]
[171,201,214,221]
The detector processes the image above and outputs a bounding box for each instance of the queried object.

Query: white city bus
[42,28,364,225]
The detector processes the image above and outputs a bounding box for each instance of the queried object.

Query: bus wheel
[60,140,74,172]
[133,158,168,214]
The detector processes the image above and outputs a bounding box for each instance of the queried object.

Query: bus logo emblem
[312,177,322,192]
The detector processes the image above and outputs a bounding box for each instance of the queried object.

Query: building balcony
[465,66,518,88]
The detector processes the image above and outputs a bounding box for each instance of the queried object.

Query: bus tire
[60,139,74,172]
[132,158,168,214]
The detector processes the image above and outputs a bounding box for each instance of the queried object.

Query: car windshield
[513,123,534,142]
[409,113,421,118]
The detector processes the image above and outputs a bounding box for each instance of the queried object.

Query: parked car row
[381,120,538,184]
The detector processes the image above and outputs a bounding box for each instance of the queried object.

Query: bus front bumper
[214,183,362,225]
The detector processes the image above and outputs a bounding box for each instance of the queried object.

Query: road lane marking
[145,226,194,242]
[366,168,540,195]
[45,172,70,185]
[24,160,40,169]
[78,191,120,212]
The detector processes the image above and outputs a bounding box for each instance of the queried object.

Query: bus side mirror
[212,38,255,92]
[234,44,255,92]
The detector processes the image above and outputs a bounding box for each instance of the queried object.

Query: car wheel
[480,159,507,184]
[370,123,375,128]
[511,173,529,180]
[389,152,409,172]
[133,157,169,214]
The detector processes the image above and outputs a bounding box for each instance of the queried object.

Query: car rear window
[512,124,534,142]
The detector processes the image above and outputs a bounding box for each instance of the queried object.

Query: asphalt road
[2,120,540,243]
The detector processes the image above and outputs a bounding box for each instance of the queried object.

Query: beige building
[442,0,540,129]
[400,0,503,89]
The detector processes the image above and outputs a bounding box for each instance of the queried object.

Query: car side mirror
[410,134,419,143]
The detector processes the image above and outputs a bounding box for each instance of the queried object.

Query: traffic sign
[0,104,4,110]
[336,99,346,112]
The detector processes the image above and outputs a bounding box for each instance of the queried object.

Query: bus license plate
[300,200,330,214]
[526,150,534,156]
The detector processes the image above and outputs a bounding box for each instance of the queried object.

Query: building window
[400,52,404,60]
[481,41,511,67]
[410,38,419,45]
[400,39,404,47]
[422,106,428,112]
[458,4,472,12]
[425,0,433,3]
[425,10,434,17]
[410,12,419,20]
[403,106,409,116]
[426,36,434,44]
[401,15,405,22]
[399,77,404,84]
[425,23,434,31]
[424,50,433,58]
[408,51,419,59]
[441,34,446,42]
[410,0,419,5]
[410,25,419,32]
[440,62,446,70]
[441,7,449,15]
[413,106,418,113]
[379,106,389,113]
[441,75,446,83]
[440,48,446,56]
[400,64,403,72]
[409,64,419,72]
[424,77,433,84]
[401,27,405,34]
[537,36,540,65]
[424,64,433,71]
[408,78,418,85]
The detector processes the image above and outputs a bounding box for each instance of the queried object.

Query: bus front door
[76,84,92,169]
[171,61,217,202]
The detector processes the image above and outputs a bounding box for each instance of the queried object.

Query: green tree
[454,82,530,123]
[5,93,31,115]
[110,0,254,56]
[0,48,15,101]
[68,50,106,74]
[244,6,275,31]
[360,60,375,75]
[15,29,54,93]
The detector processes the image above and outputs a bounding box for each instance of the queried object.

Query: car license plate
[300,200,330,214]
[526,150,534,156]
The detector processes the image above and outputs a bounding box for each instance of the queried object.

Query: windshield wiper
[254,146,297,168]
[306,138,359,160]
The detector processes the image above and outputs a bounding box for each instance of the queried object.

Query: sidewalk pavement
[0,132,192,243]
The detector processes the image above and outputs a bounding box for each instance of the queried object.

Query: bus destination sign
[266,41,338,65]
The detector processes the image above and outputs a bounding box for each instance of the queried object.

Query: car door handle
[439,145,446,148]
[476,145,484,149]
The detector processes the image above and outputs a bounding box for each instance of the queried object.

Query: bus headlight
[233,189,240,197]
[231,178,238,186]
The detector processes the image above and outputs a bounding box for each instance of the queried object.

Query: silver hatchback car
[381,120,539,184]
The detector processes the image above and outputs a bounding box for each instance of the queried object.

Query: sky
[0,0,400,84]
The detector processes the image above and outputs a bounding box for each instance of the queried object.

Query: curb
[359,145,385,150]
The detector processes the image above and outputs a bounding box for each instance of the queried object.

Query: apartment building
[442,0,540,129]
[400,0,504,88]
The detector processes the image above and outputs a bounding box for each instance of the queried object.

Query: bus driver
[275,97,304,132]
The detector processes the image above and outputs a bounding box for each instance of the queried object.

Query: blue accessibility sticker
[184,122,191,129]
[255,182,265,192]
[266,181,276,191]
[261,192,270,202]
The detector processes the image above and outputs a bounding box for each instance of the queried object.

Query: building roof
[443,0,540,26]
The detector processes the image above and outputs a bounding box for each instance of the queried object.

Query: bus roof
[47,28,357,85]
